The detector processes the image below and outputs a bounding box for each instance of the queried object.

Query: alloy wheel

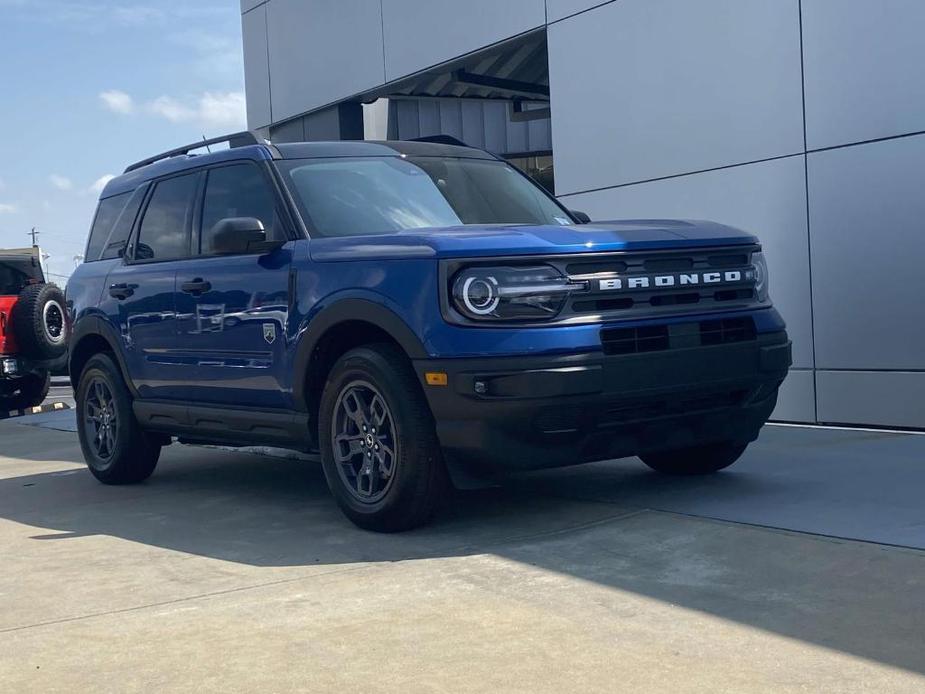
[85,378,118,460]
[331,380,399,503]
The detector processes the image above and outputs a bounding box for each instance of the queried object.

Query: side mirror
[210,217,282,255]
[570,210,591,224]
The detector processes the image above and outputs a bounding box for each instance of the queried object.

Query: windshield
[280,156,573,238]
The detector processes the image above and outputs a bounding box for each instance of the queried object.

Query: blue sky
[0,0,246,283]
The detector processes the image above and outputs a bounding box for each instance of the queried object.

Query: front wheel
[640,442,748,475]
[318,344,447,532]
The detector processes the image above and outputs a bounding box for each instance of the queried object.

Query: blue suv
[68,132,791,531]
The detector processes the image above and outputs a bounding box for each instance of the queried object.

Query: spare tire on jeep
[12,283,68,360]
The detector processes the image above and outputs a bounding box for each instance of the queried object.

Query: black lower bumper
[414,331,791,474]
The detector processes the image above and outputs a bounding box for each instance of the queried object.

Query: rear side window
[135,173,199,261]
[85,193,131,261]
[101,187,146,260]
[199,164,278,255]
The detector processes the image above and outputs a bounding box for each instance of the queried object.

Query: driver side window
[199,164,277,256]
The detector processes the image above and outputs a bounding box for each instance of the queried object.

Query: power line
[28,227,39,245]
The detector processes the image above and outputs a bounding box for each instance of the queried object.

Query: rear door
[104,171,201,400]
[173,161,294,409]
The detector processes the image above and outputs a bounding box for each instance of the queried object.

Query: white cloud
[0,203,18,214]
[49,174,73,191]
[98,88,246,130]
[196,91,246,128]
[99,89,134,114]
[0,2,227,28]
[112,6,164,25]
[147,95,194,123]
[147,91,246,129]
[89,174,116,195]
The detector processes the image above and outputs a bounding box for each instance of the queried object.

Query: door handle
[181,279,212,295]
[109,283,137,300]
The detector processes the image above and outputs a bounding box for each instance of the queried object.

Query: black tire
[318,343,448,532]
[12,283,68,360]
[76,353,161,484]
[640,441,749,475]
[0,370,50,411]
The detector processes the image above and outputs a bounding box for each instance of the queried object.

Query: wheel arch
[293,299,428,443]
[68,316,137,396]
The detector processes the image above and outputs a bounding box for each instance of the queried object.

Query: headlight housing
[451,265,583,321]
[752,251,769,302]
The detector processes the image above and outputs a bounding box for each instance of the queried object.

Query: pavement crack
[0,564,373,635]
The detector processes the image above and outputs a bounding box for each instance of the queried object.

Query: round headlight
[460,275,500,315]
[451,265,581,321]
[752,251,769,302]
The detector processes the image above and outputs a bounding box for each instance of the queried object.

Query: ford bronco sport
[67,132,791,531]
[1,247,67,411]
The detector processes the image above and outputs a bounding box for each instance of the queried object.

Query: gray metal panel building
[241,0,925,428]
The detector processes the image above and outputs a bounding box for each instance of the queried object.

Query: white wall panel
[266,0,385,122]
[773,370,816,423]
[382,0,545,81]
[561,156,814,371]
[242,4,272,128]
[549,0,804,195]
[802,0,925,150]
[817,371,925,428]
[241,0,265,13]
[546,0,611,23]
[808,135,925,371]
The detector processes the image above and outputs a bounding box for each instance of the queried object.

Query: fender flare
[68,315,138,397]
[291,298,427,411]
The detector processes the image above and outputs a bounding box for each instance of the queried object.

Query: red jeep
[0,248,68,411]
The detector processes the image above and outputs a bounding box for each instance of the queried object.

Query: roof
[100,136,494,199]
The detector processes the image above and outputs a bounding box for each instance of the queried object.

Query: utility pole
[28,227,39,246]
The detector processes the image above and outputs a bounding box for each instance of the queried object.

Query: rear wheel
[76,353,161,484]
[640,442,748,475]
[318,344,447,532]
[0,371,50,411]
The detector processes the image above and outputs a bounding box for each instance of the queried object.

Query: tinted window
[0,257,39,295]
[200,164,277,255]
[101,187,146,260]
[280,157,572,238]
[135,174,198,261]
[85,193,130,261]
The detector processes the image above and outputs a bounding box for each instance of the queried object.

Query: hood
[308,219,758,262]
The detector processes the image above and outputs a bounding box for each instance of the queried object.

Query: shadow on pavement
[1,422,924,674]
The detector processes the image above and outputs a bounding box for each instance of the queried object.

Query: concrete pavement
[1,418,924,692]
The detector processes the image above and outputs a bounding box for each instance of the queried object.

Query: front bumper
[414,330,791,474]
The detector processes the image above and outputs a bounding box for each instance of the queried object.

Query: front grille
[561,246,760,320]
[600,317,756,356]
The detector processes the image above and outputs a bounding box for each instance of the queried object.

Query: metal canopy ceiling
[374,30,549,103]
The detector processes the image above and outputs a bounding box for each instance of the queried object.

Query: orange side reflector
[425,372,448,386]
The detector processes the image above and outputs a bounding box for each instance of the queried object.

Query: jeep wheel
[318,344,447,532]
[0,371,50,411]
[76,353,161,484]
[640,442,748,475]
[12,283,68,360]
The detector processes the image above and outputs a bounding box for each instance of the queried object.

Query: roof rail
[410,134,469,148]
[123,131,267,174]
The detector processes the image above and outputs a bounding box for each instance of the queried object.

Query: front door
[173,162,293,409]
